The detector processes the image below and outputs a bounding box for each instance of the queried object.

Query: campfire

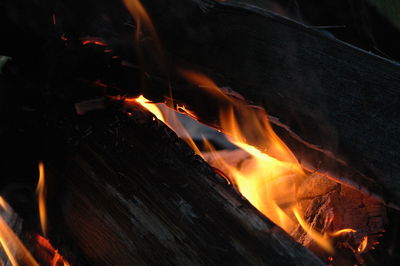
[1,0,399,265]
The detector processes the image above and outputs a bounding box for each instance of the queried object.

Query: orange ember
[36,235,70,266]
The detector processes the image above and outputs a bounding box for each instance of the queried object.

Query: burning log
[128,0,400,208]
[41,103,324,265]
[0,0,398,264]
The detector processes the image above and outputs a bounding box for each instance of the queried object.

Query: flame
[123,0,160,48]
[329,228,357,237]
[130,70,364,255]
[131,96,202,155]
[0,194,70,265]
[37,162,47,237]
[0,217,40,266]
[133,96,165,122]
[0,197,40,266]
[0,197,11,214]
[357,236,368,253]
[293,208,334,253]
[132,90,336,252]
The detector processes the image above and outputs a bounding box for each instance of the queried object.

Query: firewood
[42,103,324,265]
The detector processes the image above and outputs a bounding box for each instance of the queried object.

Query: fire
[0,163,70,266]
[357,236,368,253]
[120,0,371,257]
[130,68,339,252]
[329,228,357,237]
[133,96,165,122]
[123,0,158,42]
[37,161,47,237]
[0,197,39,266]
[293,208,334,253]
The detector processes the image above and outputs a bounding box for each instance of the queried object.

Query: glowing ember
[80,37,108,46]
[37,162,47,237]
[36,235,70,266]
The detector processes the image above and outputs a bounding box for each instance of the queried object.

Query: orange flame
[357,236,368,253]
[0,197,11,214]
[293,208,334,253]
[329,228,357,237]
[37,162,47,237]
[0,197,40,266]
[132,89,335,252]
[131,70,363,255]
[123,0,160,47]
[133,96,202,156]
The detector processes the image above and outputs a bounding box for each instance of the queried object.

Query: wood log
[128,0,400,208]
[41,102,324,265]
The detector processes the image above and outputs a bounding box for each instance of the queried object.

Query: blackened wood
[133,0,400,208]
[44,103,323,265]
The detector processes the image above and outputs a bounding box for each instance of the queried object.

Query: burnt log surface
[132,0,400,207]
[44,103,324,265]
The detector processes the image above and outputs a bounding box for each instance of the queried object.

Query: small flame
[357,236,368,253]
[131,96,202,155]
[0,174,69,265]
[36,162,47,237]
[133,96,165,122]
[293,208,334,253]
[0,197,11,214]
[329,228,357,237]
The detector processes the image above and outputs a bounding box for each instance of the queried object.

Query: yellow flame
[36,162,47,237]
[0,210,39,266]
[132,97,202,156]
[134,96,165,122]
[357,236,368,253]
[131,70,344,254]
